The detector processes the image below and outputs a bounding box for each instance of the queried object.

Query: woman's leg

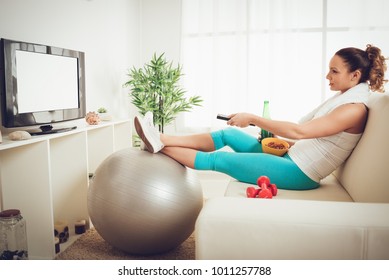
[194,152,319,190]
[161,146,198,168]
[159,133,215,167]
[161,133,215,152]
[137,120,317,189]
[161,127,262,153]
[210,127,262,153]
[160,128,262,169]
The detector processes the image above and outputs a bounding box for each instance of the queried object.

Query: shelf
[0,119,131,259]
[0,119,130,150]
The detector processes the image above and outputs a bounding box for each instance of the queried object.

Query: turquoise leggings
[194,128,319,190]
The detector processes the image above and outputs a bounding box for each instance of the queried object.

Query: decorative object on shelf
[54,220,69,244]
[97,107,107,114]
[54,237,60,254]
[75,219,86,234]
[85,111,100,125]
[0,209,28,260]
[88,148,203,255]
[97,107,112,121]
[124,53,203,133]
[8,131,31,141]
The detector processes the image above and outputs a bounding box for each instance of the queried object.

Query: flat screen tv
[0,38,86,135]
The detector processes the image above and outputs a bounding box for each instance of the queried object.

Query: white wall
[136,0,183,133]
[0,0,140,122]
[0,0,184,133]
[139,0,182,64]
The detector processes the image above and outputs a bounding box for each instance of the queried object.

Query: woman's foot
[134,112,164,153]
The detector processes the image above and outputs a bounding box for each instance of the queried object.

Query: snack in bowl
[261,137,290,156]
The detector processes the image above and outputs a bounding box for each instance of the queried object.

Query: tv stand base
[28,125,77,136]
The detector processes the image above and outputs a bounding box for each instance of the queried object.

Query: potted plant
[124,53,202,133]
[97,107,112,121]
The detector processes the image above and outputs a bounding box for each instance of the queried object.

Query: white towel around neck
[299,83,370,124]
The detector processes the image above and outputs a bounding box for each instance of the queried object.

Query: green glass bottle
[260,100,274,140]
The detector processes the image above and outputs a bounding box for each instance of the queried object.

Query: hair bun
[365,44,387,92]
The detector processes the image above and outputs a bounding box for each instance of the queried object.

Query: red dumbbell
[246,176,278,199]
[257,176,273,199]
[246,186,259,198]
[269,183,278,196]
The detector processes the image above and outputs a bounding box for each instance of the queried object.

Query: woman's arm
[227,103,367,140]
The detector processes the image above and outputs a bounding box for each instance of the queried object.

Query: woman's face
[326,55,359,93]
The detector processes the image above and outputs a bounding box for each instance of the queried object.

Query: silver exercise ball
[87,148,203,255]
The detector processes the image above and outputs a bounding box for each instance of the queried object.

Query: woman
[134,45,387,190]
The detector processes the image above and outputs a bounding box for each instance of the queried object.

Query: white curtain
[178,0,389,132]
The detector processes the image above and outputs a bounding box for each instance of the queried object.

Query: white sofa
[195,92,389,260]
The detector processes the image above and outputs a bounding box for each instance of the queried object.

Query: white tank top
[288,83,370,182]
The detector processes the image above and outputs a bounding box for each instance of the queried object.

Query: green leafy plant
[97,107,107,113]
[124,53,202,133]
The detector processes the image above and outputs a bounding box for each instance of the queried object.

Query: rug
[55,228,195,260]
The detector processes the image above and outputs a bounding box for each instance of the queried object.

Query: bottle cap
[0,209,21,218]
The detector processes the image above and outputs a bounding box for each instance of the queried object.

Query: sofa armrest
[195,197,389,260]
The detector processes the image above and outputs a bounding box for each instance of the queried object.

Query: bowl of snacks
[262,137,290,156]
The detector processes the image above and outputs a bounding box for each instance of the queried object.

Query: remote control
[216,114,231,121]
[216,114,255,126]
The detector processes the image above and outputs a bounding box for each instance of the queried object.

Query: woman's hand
[227,113,256,127]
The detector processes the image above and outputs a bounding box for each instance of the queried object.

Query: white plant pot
[98,113,112,121]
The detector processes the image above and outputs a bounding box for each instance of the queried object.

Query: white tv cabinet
[0,119,131,259]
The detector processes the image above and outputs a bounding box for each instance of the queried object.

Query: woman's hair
[335,45,388,92]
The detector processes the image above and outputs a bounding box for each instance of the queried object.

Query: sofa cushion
[334,92,389,203]
[196,197,389,259]
[225,174,353,202]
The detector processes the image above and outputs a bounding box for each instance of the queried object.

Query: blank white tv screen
[15,50,79,114]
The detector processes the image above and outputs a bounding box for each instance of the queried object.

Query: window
[179,0,389,131]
